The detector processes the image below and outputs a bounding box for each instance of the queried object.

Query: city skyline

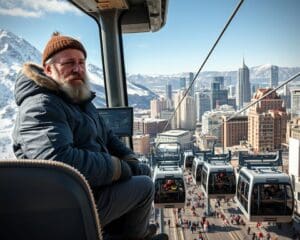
[0,0,299,74]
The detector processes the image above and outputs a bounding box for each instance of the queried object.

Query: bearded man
[12,32,168,240]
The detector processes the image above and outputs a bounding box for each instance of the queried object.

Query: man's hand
[126,159,151,177]
[111,156,132,182]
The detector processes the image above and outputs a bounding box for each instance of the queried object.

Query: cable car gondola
[236,151,294,222]
[200,151,236,199]
[201,161,236,199]
[153,164,186,208]
[153,142,185,208]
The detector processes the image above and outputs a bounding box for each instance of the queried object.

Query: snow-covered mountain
[0,29,157,158]
[128,65,300,92]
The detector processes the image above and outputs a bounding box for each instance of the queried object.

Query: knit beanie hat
[42,32,87,65]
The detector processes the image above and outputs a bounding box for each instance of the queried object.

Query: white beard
[59,77,91,103]
[50,66,91,103]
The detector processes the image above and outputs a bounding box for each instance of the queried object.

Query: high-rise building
[210,77,228,109]
[214,76,224,89]
[228,85,236,98]
[133,134,150,155]
[236,59,251,109]
[270,65,279,88]
[174,90,196,130]
[133,118,169,137]
[201,105,235,146]
[287,117,300,143]
[291,89,300,119]
[165,83,173,109]
[223,115,248,148]
[195,91,211,122]
[188,72,195,96]
[150,99,162,118]
[248,88,287,152]
[180,77,186,91]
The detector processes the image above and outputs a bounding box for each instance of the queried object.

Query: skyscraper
[236,59,251,109]
[165,83,172,109]
[195,91,211,122]
[180,77,186,91]
[211,77,228,110]
[188,72,195,96]
[174,90,196,130]
[248,88,287,152]
[291,89,300,119]
[270,65,279,88]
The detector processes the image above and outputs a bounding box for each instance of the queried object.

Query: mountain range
[0,29,299,158]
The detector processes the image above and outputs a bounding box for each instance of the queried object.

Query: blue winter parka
[12,63,136,187]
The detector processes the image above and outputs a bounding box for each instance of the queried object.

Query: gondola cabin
[201,161,236,199]
[236,167,294,222]
[153,165,186,208]
[192,156,204,185]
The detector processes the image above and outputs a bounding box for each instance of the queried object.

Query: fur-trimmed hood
[14,63,60,106]
[14,62,95,106]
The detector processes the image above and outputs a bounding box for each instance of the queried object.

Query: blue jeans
[96,175,154,239]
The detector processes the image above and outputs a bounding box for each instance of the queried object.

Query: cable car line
[163,0,245,131]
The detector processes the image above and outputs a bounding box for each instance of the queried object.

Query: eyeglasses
[53,59,86,69]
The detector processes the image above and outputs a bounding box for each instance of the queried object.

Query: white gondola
[236,167,294,222]
[183,150,194,170]
[153,164,186,208]
[201,161,236,199]
[191,156,204,185]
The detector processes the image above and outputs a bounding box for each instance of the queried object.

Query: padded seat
[0,159,102,240]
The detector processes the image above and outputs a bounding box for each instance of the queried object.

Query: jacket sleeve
[14,95,115,187]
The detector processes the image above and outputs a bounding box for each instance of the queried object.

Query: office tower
[270,65,279,88]
[180,77,186,91]
[211,77,228,110]
[188,72,195,96]
[150,99,162,118]
[214,76,224,89]
[236,59,251,109]
[133,134,150,155]
[195,91,211,122]
[174,90,196,130]
[248,88,287,152]
[201,105,235,146]
[223,115,248,147]
[291,89,300,119]
[165,83,173,109]
[228,85,236,98]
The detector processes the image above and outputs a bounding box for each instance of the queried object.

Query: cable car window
[238,176,249,210]
[154,178,185,204]
[201,170,207,191]
[97,107,133,137]
[251,183,293,216]
[208,171,235,194]
[196,165,202,182]
[184,155,194,168]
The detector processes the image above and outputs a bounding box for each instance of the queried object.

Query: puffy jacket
[12,63,135,187]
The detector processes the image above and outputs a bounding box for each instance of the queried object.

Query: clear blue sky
[0,0,299,74]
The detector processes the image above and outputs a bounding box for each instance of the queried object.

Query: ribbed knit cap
[42,32,87,65]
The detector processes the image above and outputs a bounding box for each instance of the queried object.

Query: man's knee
[139,163,151,177]
[137,175,154,200]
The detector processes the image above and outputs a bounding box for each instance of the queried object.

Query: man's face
[44,48,91,102]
